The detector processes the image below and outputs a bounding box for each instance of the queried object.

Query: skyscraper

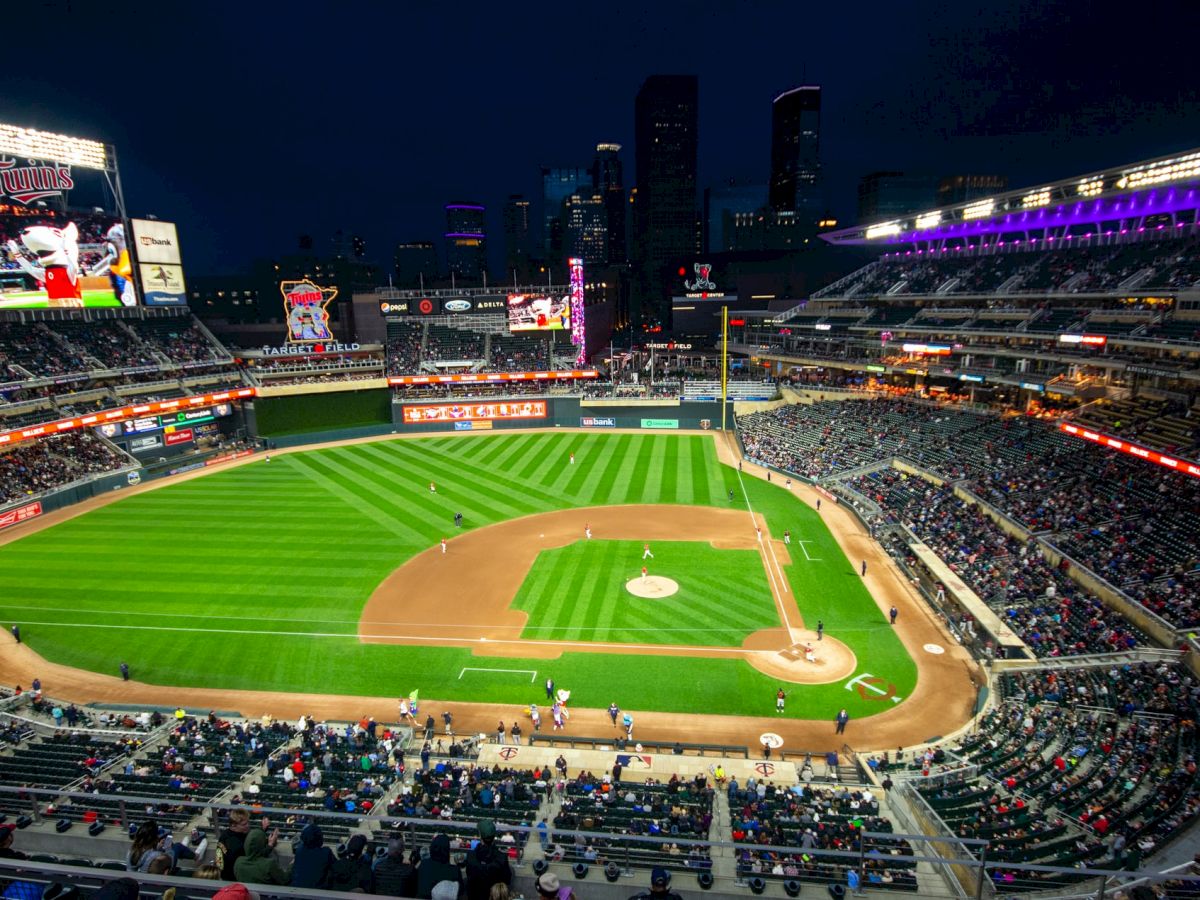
[857,172,940,223]
[445,203,487,284]
[563,191,608,266]
[769,86,821,217]
[703,179,765,253]
[541,166,590,263]
[502,195,533,282]
[591,143,626,265]
[393,241,439,288]
[633,74,699,327]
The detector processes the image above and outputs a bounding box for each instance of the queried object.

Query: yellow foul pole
[721,305,728,431]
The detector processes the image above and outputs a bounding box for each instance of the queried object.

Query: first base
[626,576,679,599]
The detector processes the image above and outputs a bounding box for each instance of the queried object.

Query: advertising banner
[1060,423,1200,479]
[0,501,42,530]
[402,400,547,424]
[580,416,616,427]
[389,370,597,386]
[130,435,163,453]
[641,418,680,429]
[164,428,194,445]
[128,219,182,264]
[0,388,255,447]
[138,263,186,306]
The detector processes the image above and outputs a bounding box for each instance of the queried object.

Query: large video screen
[402,400,547,424]
[507,293,571,332]
[0,211,137,309]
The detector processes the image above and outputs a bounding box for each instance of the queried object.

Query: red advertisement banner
[402,400,548,424]
[388,370,598,386]
[0,389,255,447]
[0,501,42,530]
[1060,422,1200,479]
[164,428,194,445]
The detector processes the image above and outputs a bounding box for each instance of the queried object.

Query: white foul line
[734,465,795,644]
[459,667,537,682]
[795,540,822,562]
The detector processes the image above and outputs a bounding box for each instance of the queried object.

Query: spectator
[417,833,462,898]
[233,827,290,886]
[216,809,253,879]
[373,837,417,897]
[330,833,374,892]
[465,820,512,900]
[289,823,334,889]
[629,867,684,900]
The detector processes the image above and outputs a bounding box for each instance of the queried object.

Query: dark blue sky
[4,0,1197,275]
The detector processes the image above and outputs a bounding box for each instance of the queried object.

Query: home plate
[626,576,679,599]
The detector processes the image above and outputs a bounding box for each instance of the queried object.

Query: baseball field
[0,431,939,730]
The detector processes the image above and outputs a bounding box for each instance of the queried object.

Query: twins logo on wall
[0,158,74,204]
[281,280,337,342]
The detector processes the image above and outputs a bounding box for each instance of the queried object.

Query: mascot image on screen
[88,223,136,307]
[5,222,84,308]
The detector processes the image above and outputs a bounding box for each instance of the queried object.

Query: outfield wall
[248,389,392,437]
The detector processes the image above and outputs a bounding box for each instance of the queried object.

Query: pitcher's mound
[626,576,679,599]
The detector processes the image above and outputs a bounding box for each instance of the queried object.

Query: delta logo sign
[0,158,74,204]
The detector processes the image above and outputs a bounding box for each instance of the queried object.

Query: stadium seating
[0,432,131,504]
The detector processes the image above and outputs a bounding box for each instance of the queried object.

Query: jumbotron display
[0,211,135,309]
[506,292,571,331]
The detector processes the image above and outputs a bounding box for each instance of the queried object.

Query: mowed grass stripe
[293,452,434,544]
[573,434,632,503]
[690,437,714,506]
[372,439,558,513]
[284,454,421,542]
[620,437,657,504]
[346,443,532,526]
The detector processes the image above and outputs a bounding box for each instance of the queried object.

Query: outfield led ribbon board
[0,501,42,530]
[388,370,598,385]
[401,401,547,424]
[1060,422,1200,479]
[0,388,255,447]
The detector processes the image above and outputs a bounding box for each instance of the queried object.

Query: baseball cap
[651,867,671,887]
[477,819,496,840]
[536,872,561,894]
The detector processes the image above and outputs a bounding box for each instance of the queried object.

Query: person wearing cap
[0,823,24,859]
[433,882,460,900]
[329,833,373,892]
[465,820,512,900]
[374,837,418,897]
[217,809,254,880]
[628,867,683,900]
[417,833,462,898]
[535,871,576,900]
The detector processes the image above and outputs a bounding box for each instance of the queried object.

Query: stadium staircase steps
[114,320,171,368]
[934,278,961,295]
[38,323,103,373]
[706,791,738,881]
[998,274,1025,296]
[1119,267,1156,291]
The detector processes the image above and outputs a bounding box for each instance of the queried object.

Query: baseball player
[804,643,815,663]
[776,688,786,712]
[585,524,591,539]
[441,537,447,554]
[783,529,791,544]
[642,543,654,560]
[569,452,575,465]
[641,565,648,584]
[430,481,436,493]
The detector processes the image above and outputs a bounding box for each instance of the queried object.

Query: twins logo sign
[281,280,337,343]
[845,672,903,704]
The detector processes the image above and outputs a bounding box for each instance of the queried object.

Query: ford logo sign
[444,299,472,312]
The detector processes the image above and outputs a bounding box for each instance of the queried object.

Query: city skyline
[2,1,1197,278]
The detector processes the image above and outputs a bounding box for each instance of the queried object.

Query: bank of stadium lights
[1077,178,1104,198]
[864,221,901,240]
[1116,152,1200,190]
[914,212,942,230]
[962,199,995,221]
[0,123,108,169]
[1021,189,1051,209]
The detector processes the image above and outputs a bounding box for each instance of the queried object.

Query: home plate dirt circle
[740,628,857,684]
[626,576,680,599]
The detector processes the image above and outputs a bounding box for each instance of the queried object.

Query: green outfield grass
[512,539,776,646]
[0,288,123,309]
[0,432,918,721]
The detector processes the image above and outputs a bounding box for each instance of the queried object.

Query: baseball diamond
[0,429,972,749]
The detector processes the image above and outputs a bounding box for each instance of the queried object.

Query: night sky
[4,0,1197,275]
